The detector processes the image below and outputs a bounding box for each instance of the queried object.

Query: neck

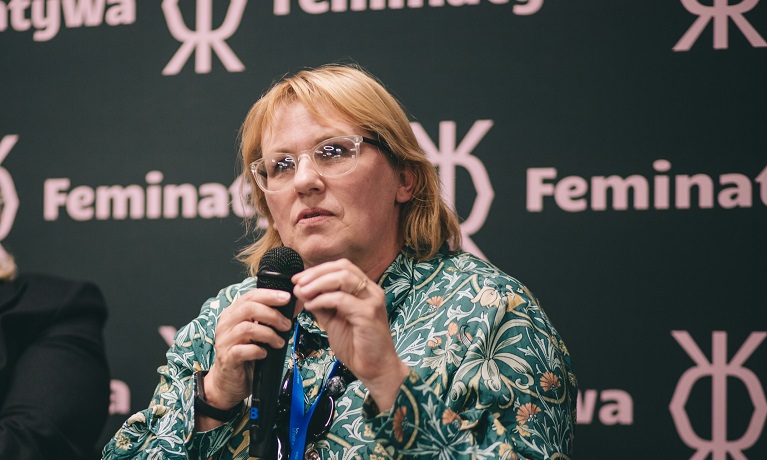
[359,243,401,282]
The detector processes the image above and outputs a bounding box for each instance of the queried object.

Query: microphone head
[257,246,304,291]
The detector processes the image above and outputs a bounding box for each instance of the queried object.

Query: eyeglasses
[268,361,356,459]
[250,135,390,193]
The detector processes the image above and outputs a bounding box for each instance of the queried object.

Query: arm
[102,278,293,460]
[101,284,240,460]
[363,283,577,459]
[0,280,110,460]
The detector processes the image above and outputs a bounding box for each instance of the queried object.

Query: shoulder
[16,272,103,297]
[420,250,534,297]
[2,273,106,318]
[411,250,549,330]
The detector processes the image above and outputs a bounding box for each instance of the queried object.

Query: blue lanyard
[287,326,339,460]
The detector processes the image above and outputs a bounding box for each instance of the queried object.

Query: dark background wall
[2,1,766,458]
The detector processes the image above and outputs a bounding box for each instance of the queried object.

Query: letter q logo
[0,135,19,252]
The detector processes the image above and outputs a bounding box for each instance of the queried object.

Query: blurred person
[103,64,577,460]
[0,249,111,459]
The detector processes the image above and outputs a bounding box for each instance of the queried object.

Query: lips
[297,207,333,222]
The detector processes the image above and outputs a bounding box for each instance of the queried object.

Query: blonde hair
[238,64,461,274]
[0,249,17,281]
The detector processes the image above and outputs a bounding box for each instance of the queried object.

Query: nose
[292,153,324,193]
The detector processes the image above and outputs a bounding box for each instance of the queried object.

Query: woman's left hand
[292,259,410,411]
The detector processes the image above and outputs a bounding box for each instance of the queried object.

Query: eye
[269,156,296,176]
[315,140,355,162]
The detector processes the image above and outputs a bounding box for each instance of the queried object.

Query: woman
[103,64,577,459]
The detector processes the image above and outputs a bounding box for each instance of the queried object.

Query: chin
[297,244,346,266]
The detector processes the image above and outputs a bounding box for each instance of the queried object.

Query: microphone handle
[249,285,296,457]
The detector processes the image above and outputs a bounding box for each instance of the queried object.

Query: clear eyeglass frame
[249,135,388,193]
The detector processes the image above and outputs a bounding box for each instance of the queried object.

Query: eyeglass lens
[255,137,360,192]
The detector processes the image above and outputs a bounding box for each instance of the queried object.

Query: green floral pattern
[103,249,577,459]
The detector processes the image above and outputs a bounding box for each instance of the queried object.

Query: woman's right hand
[199,289,294,420]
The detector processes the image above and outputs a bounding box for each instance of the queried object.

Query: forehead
[265,102,355,139]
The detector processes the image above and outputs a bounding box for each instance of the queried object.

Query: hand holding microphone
[197,247,303,443]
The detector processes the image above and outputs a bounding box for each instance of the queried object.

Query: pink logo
[674,0,767,51]
[670,331,767,459]
[410,120,495,260]
[162,0,247,75]
[0,135,19,258]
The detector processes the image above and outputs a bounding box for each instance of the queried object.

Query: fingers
[217,289,293,332]
[299,289,374,315]
[350,277,368,296]
[226,319,288,351]
[292,259,371,302]
[215,288,295,362]
[293,262,386,333]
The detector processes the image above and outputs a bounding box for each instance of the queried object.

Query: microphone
[250,246,304,458]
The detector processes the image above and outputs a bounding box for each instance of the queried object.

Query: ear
[395,168,416,204]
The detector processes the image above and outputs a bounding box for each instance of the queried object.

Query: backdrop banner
[2,1,766,458]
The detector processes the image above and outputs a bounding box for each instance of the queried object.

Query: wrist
[194,370,243,422]
[364,362,410,412]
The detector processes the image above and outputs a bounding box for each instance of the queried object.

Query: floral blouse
[102,249,577,459]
